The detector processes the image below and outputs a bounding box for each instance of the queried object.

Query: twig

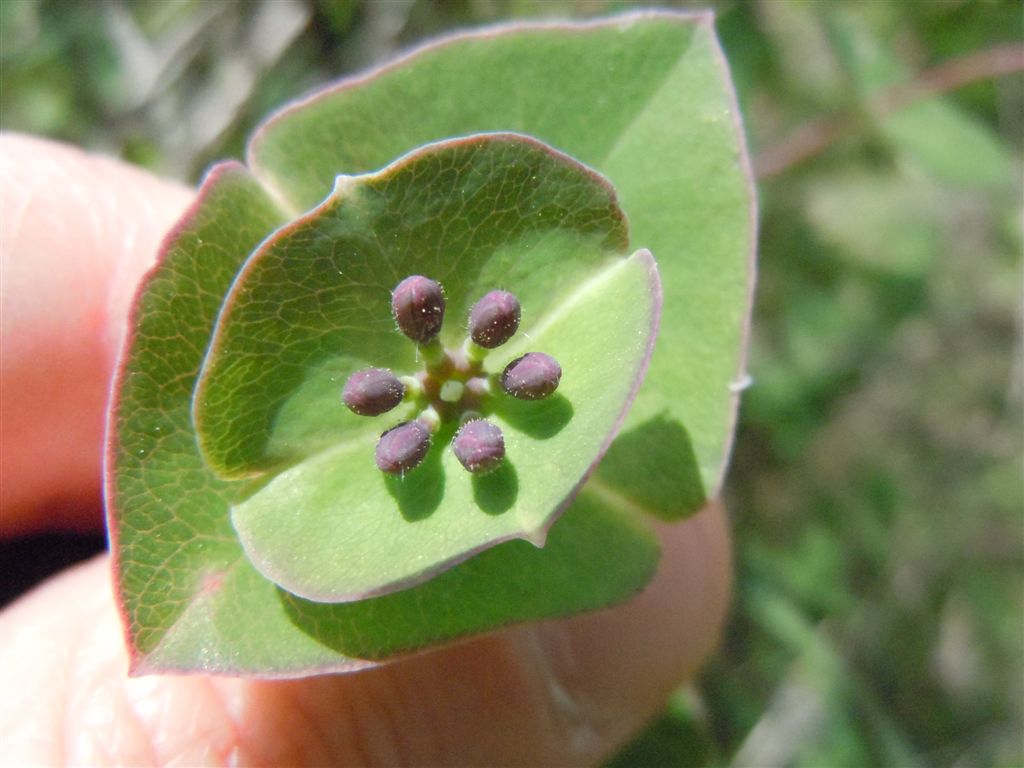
[754,44,1024,179]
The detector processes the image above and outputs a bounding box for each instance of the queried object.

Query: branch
[754,44,1024,180]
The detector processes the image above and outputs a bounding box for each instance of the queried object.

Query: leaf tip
[523,527,550,548]
[332,173,359,197]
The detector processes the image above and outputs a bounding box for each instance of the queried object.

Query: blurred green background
[3,1,1020,765]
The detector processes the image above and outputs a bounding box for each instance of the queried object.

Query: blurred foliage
[3,0,1020,765]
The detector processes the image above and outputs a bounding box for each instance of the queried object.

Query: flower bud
[342,368,405,416]
[375,420,432,474]
[468,290,521,349]
[501,352,562,400]
[391,275,445,344]
[452,419,505,474]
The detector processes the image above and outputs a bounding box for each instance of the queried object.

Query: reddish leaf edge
[128,486,662,678]
[246,8,715,200]
[103,160,277,674]
[706,19,760,498]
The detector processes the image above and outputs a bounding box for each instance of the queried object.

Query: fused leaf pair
[181,133,661,603]
[106,11,756,677]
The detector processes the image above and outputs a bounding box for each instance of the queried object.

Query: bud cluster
[341,275,564,475]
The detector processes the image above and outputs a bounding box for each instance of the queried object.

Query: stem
[462,337,489,365]
[419,338,447,366]
[460,410,483,425]
[417,406,441,433]
[400,375,423,400]
[754,44,1024,179]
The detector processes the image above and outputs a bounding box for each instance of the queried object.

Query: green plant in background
[704,4,1023,767]
[105,12,755,676]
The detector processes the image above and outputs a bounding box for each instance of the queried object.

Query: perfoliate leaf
[251,10,757,518]
[108,11,756,676]
[191,134,659,601]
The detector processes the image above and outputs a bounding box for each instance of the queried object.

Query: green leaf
[190,133,659,601]
[108,160,660,675]
[107,162,288,658]
[142,491,659,672]
[881,100,1015,189]
[250,10,757,518]
[193,133,631,478]
[231,248,660,601]
[804,169,944,277]
[108,11,755,675]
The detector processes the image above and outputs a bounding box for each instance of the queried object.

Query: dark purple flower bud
[452,419,505,474]
[375,420,432,474]
[391,275,445,344]
[468,290,521,349]
[501,352,562,400]
[342,368,405,416]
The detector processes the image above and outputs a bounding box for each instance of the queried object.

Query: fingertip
[0,134,192,533]
[510,499,732,760]
[343,500,731,765]
[0,502,731,766]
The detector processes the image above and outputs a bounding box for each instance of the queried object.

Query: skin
[0,134,731,766]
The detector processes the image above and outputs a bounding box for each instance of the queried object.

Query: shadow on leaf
[472,461,518,515]
[596,415,706,520]
[383,429,448,521]
[274,492,661,660]
[495,393,573,439]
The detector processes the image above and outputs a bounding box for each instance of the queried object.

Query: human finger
[0,134,192,534]
[0,500,729,766]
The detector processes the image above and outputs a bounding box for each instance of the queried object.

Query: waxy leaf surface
[194,133,629,476]
[108,11,755,675]
[108,161,659,675]
[232,252,659,600]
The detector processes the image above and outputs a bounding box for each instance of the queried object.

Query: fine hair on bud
[501,352,562,400]
[342,368,405,416]
[375,420,432,474]
[391,275,445,344]
[468,290,521,348]
[452,418,505,474]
